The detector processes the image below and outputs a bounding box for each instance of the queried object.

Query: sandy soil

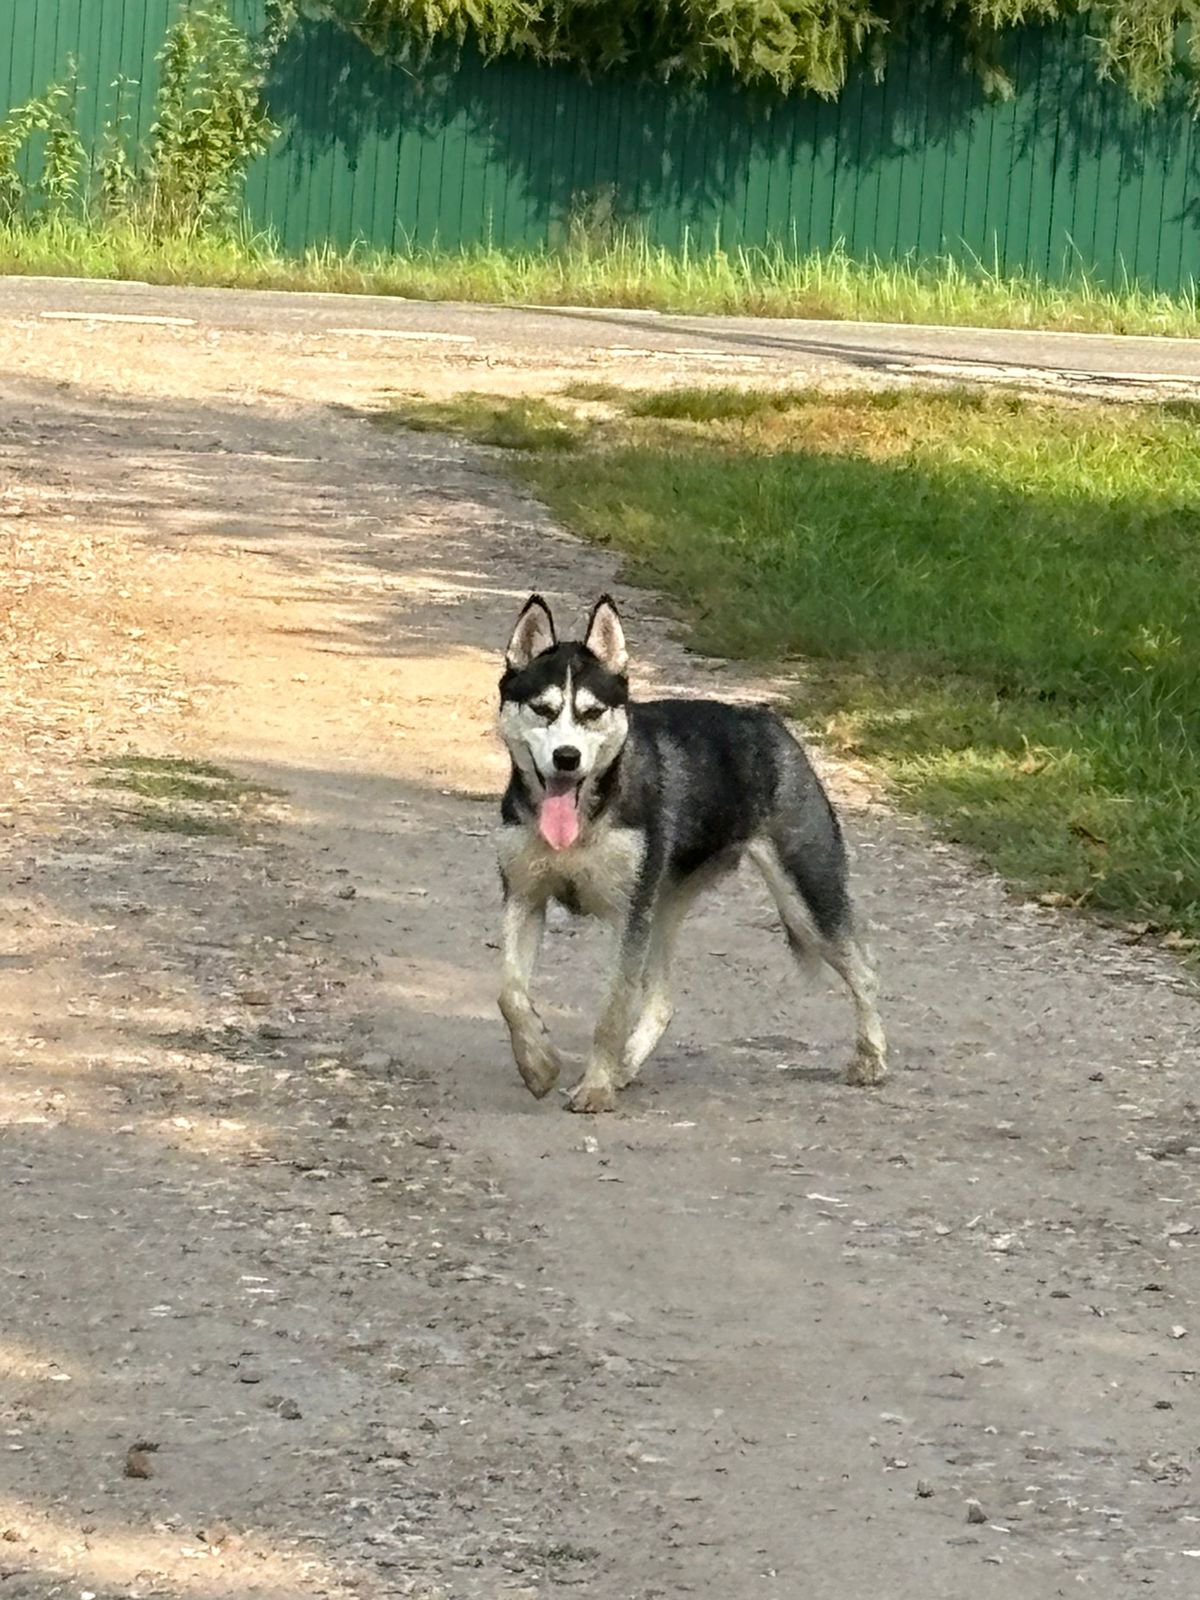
[1,297,1198,1600]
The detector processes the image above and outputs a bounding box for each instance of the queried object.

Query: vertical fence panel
[756,98,793,259]
[0,3,1198,294]
[1024,27,1063,280]
[5,0,39,105]
[1173,117,1197,293]
[838,69,871,261]
[889,40,920,261]
[805,92,838,255]
[1003,31,1038,276]
[1066,58,1107,279]
[869,63,903,264]
[913,35,948,265]
[1131,119,1166,288]
[1093,91,1130,282]
[84,0,116,160]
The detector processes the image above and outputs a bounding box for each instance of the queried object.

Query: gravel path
[0,282,1197,1599]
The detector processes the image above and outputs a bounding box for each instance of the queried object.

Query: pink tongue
[538,789,580,851]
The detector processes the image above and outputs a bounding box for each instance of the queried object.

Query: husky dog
[496,593,887,1113]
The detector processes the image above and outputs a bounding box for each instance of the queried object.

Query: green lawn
[381,385,1200,949]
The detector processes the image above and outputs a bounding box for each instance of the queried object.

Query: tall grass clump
[2,219,1198,339]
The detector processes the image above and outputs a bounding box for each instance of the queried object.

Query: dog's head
[499,594,630,850]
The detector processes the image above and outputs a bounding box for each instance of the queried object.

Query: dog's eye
[576,704,605,724]
[530,701,558,721]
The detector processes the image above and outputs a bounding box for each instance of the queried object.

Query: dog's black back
[614,700,850,932]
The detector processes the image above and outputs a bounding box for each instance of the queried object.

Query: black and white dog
[497,593,887,1112]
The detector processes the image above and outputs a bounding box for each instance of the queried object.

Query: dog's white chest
[499,823,644,919]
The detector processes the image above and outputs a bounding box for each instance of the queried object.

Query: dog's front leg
[498,888,561,1098]
[567,910,651,1115]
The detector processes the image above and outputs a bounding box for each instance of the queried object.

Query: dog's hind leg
[498,889,562,1098]
[822,930,887,1086]
[616,966,672,1088]
[748,833,887,1086]
[614,882,699,1087]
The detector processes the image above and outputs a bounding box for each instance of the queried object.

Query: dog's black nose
[553,745,581,772]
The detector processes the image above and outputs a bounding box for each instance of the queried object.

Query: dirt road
[1,284,1198,1600]
[5,275,1200,400]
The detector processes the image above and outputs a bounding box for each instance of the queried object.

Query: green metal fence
[3,0,1198,293]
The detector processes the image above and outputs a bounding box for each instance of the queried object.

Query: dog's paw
[845,1049,887,1088]
[566,1077,616,1114]
[516,1036,562,1099]
[611,1058,641,1090]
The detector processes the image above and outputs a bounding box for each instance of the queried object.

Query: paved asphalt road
[2,273,1198,397]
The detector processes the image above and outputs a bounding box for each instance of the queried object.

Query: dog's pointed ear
[505,594,556,669]
[584,594,627,674]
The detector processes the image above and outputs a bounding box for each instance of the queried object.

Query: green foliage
[313,0,893,94]
[262,0,305,60]
[1097,0,1200,105]
[299,0,1200,104]
[41,66,86,217]
[0,90,58,221]
[0,2,277,235]
[146,3,278,233]
[97,76,138,215]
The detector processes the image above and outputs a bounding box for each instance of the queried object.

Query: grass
[2,215,1200,338]
[96,754,276,837]
[387,394,580,451]
[382,386,1200,948]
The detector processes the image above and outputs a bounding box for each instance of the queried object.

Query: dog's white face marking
[501,668,627,797]
[528,685,564,720]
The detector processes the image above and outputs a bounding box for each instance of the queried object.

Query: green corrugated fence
[3,1,1199,293]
